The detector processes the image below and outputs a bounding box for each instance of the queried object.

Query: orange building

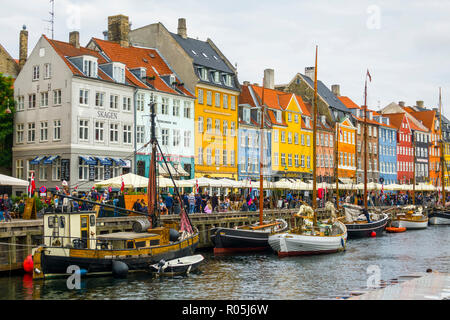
[336,116,357,183]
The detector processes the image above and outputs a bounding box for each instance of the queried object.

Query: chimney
[103,31,108,40]
[398,101,405,107]
[305,67,315,80]
[19,25,28,70]
[263,69,274,89]
[108,14,129,47]
[416,100,424,108]
[243,81,250,86]
[331,84,340,97]
[177,18,187,39]
[69,31,80,48]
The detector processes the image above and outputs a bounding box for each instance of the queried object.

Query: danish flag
[28,172,36,197]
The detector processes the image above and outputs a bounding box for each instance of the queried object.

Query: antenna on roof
[43,0,55,39]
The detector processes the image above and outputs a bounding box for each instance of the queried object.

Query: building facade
[375,114,398,185]
[336,116,356,183]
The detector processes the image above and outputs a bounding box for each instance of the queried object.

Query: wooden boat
[428,208,450,225]
[390,206,428,229]
[31,102,199,279]
[342,204,389,238]
[268,204,347,256]
[210,219,288,254]
[210,71,288,254]
[150,254,204,276]
[386,226,406,233]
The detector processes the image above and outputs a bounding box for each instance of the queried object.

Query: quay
[346,272,450,300]
[0,206,435,273]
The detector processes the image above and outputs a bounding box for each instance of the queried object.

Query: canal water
[0,226,448,300]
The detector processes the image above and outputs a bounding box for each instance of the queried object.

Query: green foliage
[0,73,15,170]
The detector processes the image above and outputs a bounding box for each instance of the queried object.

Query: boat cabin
[95,232,161,250]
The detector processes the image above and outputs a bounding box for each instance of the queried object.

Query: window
[223,150,228,166]
[16,124,24,143]
[307,156,311,168]
[94,161,104,181]
[123,125,132,144]
[294,133,299,144]
[16,159,24,179]
[274,129,279,143]
[53,120,61,141]
[295,154,299,167]
[288,113,292,122]
[28,94,36,109]
[225,74,232,86]
[276,111,282,123]
[294,115,299,123]
[281,131,286,143]
[306,135,311,146]
[288,132,292,144]
[215,93,221,107]
[173,129,180,147]
[288,154,292,167]
[113,64,124,83]
[230,121,236,136]
[80,89,89,105]
[197,147,203,165]
[230,96,236,110]
[95,121,104,142]
[301,134,304,145]
[37,121,48,143]
[173,99,180,116]
[27,123,35,142]
[40,92,48,107]
[109,94,118,109]
[110,123,119,143]
[44,63,51,79]
[215,119,220,135]
[230,150,235,166]
[223,120,228,136]
[52,158,61,181]
[95,92,105,107]
[136,126,145,144]
[161,129,169,146]
[199,68,208,81]
[215,149,220,165]
[184,101,191,118]
[79,120,89,141]
[79,158,89,181]
[223,94,228,109]
[206,118,212,133]
[122,97,131,111]
[32,65,39,80]
[136,93,145,111]
[184,131,191,148]
[17,96,24,111]
[198,117,204,133]
[53,90,61,105]
[301,155,305,167]
[206,91,212,106]
[281,153,286,166]
[198,89,204,104]
[243,108,250,123]
[161,97,169,114]
[39,164,48,181]
[206,148,212,165]
[274,152,279,166]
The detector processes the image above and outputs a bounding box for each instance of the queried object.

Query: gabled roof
[91,38,193,97]
[384,113,407,130]
[405,109,436,132]
[250,85,292,111]
[338,96,361,110]
[295,95,311,117]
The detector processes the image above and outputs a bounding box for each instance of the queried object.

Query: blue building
[375,114,397,186]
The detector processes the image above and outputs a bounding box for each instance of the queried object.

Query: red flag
[367,69,372,82]
[195,179,199,194]
[249,178,252,194]
[120,176,125,193]
[29,172,36,196]
[55,185,60,192]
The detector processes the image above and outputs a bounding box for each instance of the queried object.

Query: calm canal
[0,225,448,300]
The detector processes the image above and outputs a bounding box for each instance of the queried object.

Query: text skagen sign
[97,111,118,120]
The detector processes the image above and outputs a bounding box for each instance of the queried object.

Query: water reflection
[0,226,448,300]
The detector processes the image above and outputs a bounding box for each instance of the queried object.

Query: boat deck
[347,272,450,300]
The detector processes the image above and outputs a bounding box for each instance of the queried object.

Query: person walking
[211,193,219,213]
[188,192,195,214]
[165,193,174,215]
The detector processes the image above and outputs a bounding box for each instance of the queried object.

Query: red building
[386,113,413,184]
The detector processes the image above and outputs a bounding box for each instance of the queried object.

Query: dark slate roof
[170,32,234,73]
[301,74,350,114]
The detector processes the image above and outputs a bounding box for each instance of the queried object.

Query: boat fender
[169,229,180,242]
[112,260,128,278]
[340,237,346,251]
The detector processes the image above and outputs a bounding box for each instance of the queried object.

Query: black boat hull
[210,227,271,254]
[429,209,450,225]
[345,215,389,239]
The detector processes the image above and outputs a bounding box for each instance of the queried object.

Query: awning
[339,178,354,185]
[43,155,60,164]
[172,163,190,176]
[96,157,112,166]
[110,158,127,166]
[30,156,46,165]
[79,156,97,165]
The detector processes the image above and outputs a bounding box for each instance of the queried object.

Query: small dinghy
[150,254,204,276]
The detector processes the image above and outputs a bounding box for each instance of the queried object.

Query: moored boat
[391,205,428,229]
[150,254,204,276]
[342,204,389,238]
[429,208,450,225]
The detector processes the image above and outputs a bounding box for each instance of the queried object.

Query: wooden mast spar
[363,72,368,210]
[439,87,446,205]
[259,77,265,226]
[313,46,318,225]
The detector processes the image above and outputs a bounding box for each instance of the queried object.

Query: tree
[0,72,15,172]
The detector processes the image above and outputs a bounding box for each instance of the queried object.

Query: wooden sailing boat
[342,70,389,238]
[428,88,450,224]
[268,46,347,256]
[31,101,199,279]
[210,75,288,254]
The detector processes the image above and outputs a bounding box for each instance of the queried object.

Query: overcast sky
[2,0,450,118]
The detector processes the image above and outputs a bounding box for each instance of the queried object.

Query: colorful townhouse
[88,34,196,179]
[129,17,240,180]
[439,113,450,187]
[314,105,335,184]
[374,114,398,185]
[238,82,272,181]
[335,116,357,184]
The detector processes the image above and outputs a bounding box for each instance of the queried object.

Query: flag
[249,178,252,194]
[74,185,78,190]
[367,69,372,82]
[29,172,36,197]
[195,179,199,194]
[55,185,60,192]
[108,186,112,193]
[120,176,125,193]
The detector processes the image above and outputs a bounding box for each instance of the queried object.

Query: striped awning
[30,156,46,165]
[110,158,127,166]
[96,157,112,166]
[43,155,60,164]
[79,156,97,165]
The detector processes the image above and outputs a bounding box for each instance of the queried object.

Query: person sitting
[240,200,249,212]
[204,201,212,214]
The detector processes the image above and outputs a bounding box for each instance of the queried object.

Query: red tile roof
[384,113,406,130]
[338,96,361,109]
[406,110,436,131]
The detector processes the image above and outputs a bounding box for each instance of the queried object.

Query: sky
[1,0,450,118]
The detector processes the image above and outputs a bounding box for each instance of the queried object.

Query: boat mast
[363,74,368,210]
[148,101,159,228]
[335,123,339,210]
[413,130,416,205]
[439,87,446,204]
[313,46,318,223]
[259,77,265,226]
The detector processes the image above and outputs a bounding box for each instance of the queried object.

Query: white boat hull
[429,216,450,225]
[391,218,428,229]
[268,222,347,257]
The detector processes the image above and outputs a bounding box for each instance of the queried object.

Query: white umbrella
[274,179,292,189]
[94,173,149,189]
[0,174,29,187]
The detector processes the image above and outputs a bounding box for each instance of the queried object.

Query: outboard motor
[112,260,128,278]
[169,229,180,242]
[157,259,166,273]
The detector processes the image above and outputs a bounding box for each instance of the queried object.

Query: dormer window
[275,111,282,123]
[170,74,176,85]
[224,74,232,86]
[82,56,98,78]
[140,68,146,79]
[199,68,208,81]
[214,71,220,83]
[112,62,126,84]
[243,108,250,123]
